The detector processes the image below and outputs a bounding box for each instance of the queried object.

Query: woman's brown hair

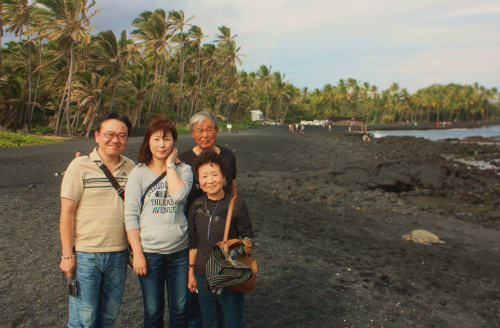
[138,115,177,164]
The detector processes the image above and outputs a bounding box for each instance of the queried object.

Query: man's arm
[60,197,77,278]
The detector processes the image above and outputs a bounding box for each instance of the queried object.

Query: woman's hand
[188,270,198,293]
[60,258,76,279]
[133,252,148,276]
[166,148,178,167]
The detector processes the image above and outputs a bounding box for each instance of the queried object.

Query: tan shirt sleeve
[60,158,84,202]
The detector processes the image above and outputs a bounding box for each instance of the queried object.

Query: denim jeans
[68,250,128,328]
[195,272,245,328]
[138,249,189,328]
[187,291,203,328]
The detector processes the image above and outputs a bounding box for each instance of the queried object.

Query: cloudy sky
[6,0,499,92]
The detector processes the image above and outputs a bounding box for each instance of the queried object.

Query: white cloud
[418,3,499,21]
[3,0,499,91]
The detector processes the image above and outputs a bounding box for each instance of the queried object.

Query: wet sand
[0,126,498,327]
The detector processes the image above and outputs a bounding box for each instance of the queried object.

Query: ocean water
[371,125,500,141]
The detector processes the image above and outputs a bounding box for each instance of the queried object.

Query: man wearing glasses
[59,112,135,327]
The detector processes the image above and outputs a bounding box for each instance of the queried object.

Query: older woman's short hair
[191,150,227,180]
[189,111,217,131]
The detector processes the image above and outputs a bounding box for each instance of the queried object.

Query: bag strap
[97,163,125,200]
[222,196,238,243]
[140,172,166,211]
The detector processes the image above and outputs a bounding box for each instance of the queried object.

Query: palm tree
[2,0,35,127]
[31,0,101,135]
[169,10,193,124]
[256,65,272,119]
[91,30,138,111]
[132,9,173,115]
[213,25,242,118]
[0,2,5,76]
[71,70,106,136]
[118,59,151,127]
[280,83,299,124]
[186,25,204,117]
[272,71,288,122]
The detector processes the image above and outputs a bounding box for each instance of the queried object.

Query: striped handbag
[206,196,258,294]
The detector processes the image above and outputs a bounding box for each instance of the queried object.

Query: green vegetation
[0,130,64,147]
[0,1,499,138]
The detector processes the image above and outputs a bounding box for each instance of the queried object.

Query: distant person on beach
[295,123,299,131]
[75,150,82,158]
[300,124,305,134]
[124,115,193,327]
[59,112,135,327]
[187,150,254,328]
[328,123,332,132]
[179,111,237,328]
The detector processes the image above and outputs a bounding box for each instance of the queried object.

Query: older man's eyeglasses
[194,127,216,134]
[101,131,128,140]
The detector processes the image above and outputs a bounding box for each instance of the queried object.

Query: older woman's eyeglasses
[194,127,216,134]
[101,131,128,140]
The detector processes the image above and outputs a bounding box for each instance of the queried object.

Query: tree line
[1,0,498,136]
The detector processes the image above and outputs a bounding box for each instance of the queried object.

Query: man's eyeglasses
[101,131,128,140]
[194,127,216,135]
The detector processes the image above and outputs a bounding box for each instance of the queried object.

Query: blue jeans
[188,292,204,328]
[138,249,189,328]
[68,250,128,328]
[195,272,245,328]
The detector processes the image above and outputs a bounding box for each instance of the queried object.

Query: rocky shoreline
[0,126,498,327]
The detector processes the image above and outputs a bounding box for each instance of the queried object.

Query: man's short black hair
[95,112,132,136]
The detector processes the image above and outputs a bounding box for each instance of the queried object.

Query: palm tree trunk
[131,99,144,128]
[29,39,43,129]
[85,100,101,138]
[148,61,160,113]
[0,4,3,76]
[108,70,122,111]
[29,72,41,128]
[176,42,185,125]
[65,46,75,136]
[276,96,282,122]
[214,65,230,119]
[55,78,70,135]
[26,38,33,129]
[280,104,290,125]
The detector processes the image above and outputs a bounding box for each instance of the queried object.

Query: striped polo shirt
[61,148,135,252]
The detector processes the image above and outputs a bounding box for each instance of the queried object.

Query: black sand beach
[1,126,498,327]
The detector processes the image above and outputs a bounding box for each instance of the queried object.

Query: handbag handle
[221,196,238,251]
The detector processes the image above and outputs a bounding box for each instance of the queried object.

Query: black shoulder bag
[140,172,166,211]
[97,163,125,200]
